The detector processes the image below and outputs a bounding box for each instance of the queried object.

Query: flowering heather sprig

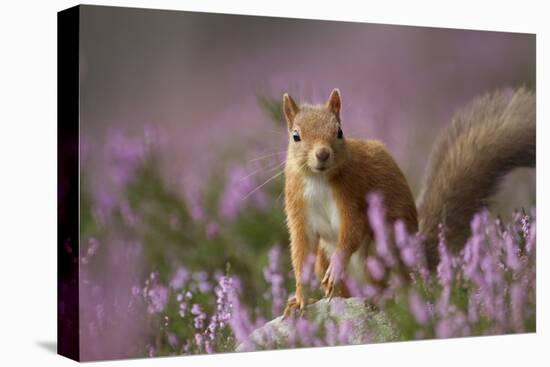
[366,256,386,282]
[135,272,170,315]
[191,303,207,330]
[394,220,430,282]
[170,266,190,290]
[301,252,318,289]
[90,201,534,357]
[228,286,258,351]
[203,274,234,353]
[192,271,212,293]
[436,224,453,287]
[367,192,397,267]
[147,285,169,315]
[520,213,530,239]
[263,245,287,317]
[176,291,192,317]
[408,290,430,325]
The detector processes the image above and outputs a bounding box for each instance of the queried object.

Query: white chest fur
[303,175,367,282]
[303,175,341,250]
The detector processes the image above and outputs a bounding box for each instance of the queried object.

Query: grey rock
[236,297,399,352]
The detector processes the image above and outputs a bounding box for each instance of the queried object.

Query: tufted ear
[283,93,299,130]
[326,88,342,121]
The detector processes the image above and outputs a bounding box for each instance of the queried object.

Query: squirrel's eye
[337,127,343,139]
[292,130,301,142]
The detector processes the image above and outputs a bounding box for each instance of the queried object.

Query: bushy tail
[417,87,535,268]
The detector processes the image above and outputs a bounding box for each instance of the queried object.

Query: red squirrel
[282,88,535,315]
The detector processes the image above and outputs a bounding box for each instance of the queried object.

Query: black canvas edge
[57,5,81,362]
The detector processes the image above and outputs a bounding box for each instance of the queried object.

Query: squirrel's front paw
[321,251,347,299]
[283,293,317,318]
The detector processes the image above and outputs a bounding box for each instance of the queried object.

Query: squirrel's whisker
[247,150,287,163]
[240,169,285,202]
[239,160,286,182]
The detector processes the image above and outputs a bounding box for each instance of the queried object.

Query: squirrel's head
[283,88,346,175]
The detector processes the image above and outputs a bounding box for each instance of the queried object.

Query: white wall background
[0,0,547,366]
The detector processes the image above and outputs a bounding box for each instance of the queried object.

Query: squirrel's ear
[283,93,299,130]
[326,88,342,121]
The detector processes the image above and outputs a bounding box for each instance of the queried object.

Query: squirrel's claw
[283,295,303,319]
[322,257,342,300]
[323,277,336,300]
[283,295,317,319]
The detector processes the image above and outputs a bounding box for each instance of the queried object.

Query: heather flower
[194,333,204,349]
[436,311,469,338]
[170,266,190,290]
[409,290,430,325]
[191,304,207,329]
[504,234,521,271]
[463,234,482,280]
[167,333,179,349]
[436,224,452,286]
[337,320,355,345]
[395,221,416,267]
[228,287,256,350]
[147,285,169,314]
[192,271,212,293]
[263,245,287,316]
[214,275,233,327]
[300,252,317,288]
[326,250,346,284]
[211,288,233,344]
[366,256,385,281]
[362,283,382,300]
[520,213,530,239]
[344,277,362,298]
[295,317,318,346]
[367,192,396,266]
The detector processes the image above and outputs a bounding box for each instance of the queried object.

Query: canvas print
[58,5,536,362]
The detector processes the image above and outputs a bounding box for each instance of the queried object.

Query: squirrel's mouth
[311,164,330,173]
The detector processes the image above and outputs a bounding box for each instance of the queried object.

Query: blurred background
[76,5,535,360]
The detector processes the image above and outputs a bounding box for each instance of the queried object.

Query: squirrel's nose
[316,148,330,162]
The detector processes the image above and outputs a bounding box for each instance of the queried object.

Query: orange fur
[282,89,417,315]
